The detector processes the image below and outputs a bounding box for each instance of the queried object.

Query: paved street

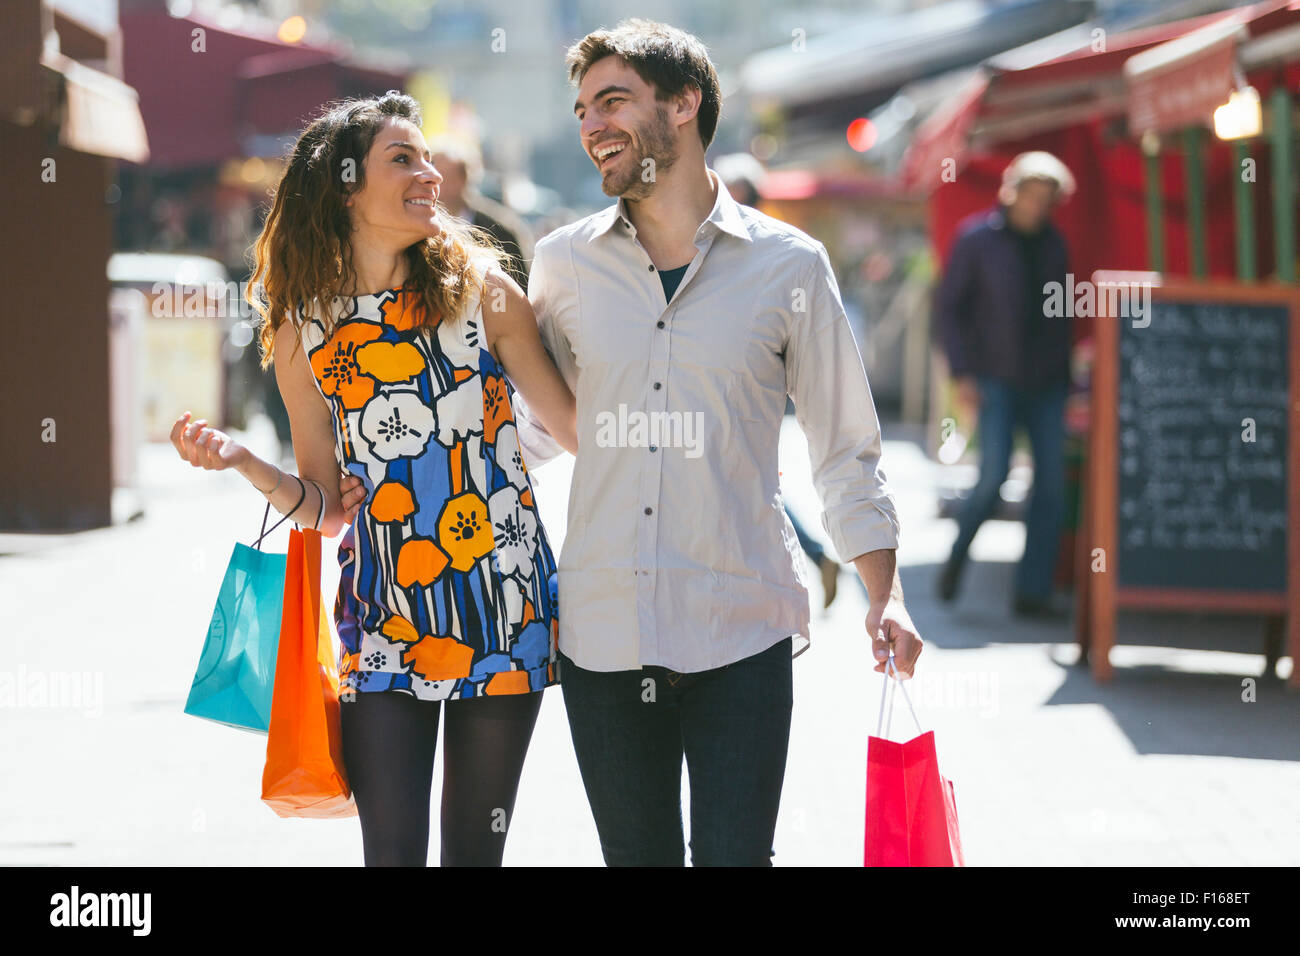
[2,414,1297,866]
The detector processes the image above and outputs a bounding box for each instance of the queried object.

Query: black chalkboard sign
[1076,274,1300,686]
[1117,299,1289,591]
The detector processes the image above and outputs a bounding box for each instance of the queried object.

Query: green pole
[1272,85,1295,283]
[1184,126,1207,278]
[1143,136,1165,273]
[1232,139,1256,281]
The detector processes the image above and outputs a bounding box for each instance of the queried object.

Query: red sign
[1127,36,1237,135]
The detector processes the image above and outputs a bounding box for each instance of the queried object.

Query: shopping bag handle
[252,474,307,550]
[875,652,924,740]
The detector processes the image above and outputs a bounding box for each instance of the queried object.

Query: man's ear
[673,85,702,130]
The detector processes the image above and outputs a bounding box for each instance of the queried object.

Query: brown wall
[0,120,114,531]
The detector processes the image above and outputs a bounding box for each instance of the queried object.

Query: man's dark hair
[565,19,722,149]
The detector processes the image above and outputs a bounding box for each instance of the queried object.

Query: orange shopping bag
[261,523,357,818]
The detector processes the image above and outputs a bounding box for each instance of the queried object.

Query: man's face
[574,55,680,199]
[1006,178,1058,232]
[430,152,467,212]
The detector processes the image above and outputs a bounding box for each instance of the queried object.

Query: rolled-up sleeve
[786,242,900,561]
[514,236,577,468]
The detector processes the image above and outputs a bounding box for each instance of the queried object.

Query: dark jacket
[468,196,533,290]
[933,204,1071,389]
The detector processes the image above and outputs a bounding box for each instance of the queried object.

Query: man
[714,151,844,610]
[933,151,1075,617]
[430,136,534,289]
[514,19,922,866]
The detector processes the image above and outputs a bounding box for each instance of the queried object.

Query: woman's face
[345,116,444,250]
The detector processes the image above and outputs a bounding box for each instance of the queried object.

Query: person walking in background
[430,136,534,290]
[171,92,578,866]
[933,151,1075,618]
[716,151,842,609]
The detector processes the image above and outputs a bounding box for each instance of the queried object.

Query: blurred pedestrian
[933,150,1075,617]
[430,136,534,289]
[716,151,842,609]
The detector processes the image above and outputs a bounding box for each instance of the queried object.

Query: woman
[170,91,578,866]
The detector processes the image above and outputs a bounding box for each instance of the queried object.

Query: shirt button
[649,445,658,452]
[653,382,662,390]
[656,320,665,329]
[644,506,653,515]
[648,264,655,272]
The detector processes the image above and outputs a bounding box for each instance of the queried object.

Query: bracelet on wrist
[255,466,284,497]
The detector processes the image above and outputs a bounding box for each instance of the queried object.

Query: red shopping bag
[864,655,964,866]
[261,524,357,819]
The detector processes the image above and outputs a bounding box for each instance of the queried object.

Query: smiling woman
[174,90,578,867]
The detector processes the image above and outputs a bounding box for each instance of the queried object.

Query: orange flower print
[369,480,416,523]
[340,652,360,678]
[482,374,512,444]
[437,491,494,571]
[380,615,420,644]
[396,536,450,588]
[485,670,531,695]
[379,290,435,332]
[355,340,426,384]
[310,321,382,410]
[403,633,474,681]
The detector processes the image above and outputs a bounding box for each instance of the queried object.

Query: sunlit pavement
[1,414,1296,866]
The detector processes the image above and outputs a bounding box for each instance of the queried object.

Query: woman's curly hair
[248,91,505,369]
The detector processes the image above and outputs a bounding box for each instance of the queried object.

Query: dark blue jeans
[950,376,1067,599]
[558,636,793,866]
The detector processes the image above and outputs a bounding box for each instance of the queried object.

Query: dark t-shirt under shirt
[657,263,690,303]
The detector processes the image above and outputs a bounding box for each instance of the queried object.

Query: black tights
[340,689,543,866]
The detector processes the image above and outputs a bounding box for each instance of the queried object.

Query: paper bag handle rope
[252,474,307,550]
[875,652,923,740]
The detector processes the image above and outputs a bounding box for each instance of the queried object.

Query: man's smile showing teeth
[595,142,627,163]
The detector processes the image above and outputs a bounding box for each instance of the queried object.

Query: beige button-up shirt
[515,170,900,673]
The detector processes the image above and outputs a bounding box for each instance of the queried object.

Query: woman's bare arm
[482,266,579,454]
[259,319,348,537]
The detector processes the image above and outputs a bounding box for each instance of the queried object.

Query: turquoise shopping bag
[184,481,306,732]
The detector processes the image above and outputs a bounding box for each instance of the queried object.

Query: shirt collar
[588,168,753,244]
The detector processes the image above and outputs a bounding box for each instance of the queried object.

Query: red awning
[121,9,409,170]
[898,0,1300,194]
[1125,18,1245,135]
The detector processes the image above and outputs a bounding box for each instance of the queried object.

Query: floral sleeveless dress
[297,277,559,700]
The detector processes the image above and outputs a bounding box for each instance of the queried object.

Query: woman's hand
[170,411,250,472]
[340,473,366,522]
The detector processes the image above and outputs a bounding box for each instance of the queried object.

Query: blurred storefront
[901,0,1300,589]
[756,169,933,421]
[0,1,150,531]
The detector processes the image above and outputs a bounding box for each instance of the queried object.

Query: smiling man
[514,19,923,866]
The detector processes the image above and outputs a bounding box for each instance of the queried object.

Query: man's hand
[340,472,365,523]
[853,548,923,679]
[865,599,923,679]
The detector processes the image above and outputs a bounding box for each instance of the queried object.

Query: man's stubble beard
[603,105,679,200]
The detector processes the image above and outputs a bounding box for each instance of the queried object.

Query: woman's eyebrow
[386,142,431,161]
